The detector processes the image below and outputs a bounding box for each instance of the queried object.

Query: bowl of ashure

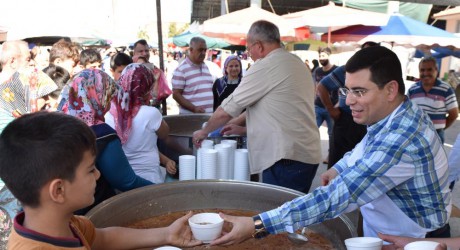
[188,213,224,243]
[345,237,383,250]
[404,241,440,250]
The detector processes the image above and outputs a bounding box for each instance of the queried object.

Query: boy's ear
[48,179,66,204]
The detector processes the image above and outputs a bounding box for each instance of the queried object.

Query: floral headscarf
[62,69,117,126]
[109,63,155,144]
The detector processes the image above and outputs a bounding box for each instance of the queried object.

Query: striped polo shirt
[408,79,458,129]
[172,57,214,114]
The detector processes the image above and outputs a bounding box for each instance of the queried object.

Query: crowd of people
[0,19,459,250]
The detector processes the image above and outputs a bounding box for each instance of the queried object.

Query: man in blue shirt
[210,46,451,245]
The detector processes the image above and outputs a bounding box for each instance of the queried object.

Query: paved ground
[314,117,460,237]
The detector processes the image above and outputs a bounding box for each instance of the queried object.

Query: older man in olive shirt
[193,20,321,193]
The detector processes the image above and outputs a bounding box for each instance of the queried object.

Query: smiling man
[408,57,458,144]
[208,46,451,247]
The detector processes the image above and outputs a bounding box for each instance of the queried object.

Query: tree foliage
[168,22,190,37]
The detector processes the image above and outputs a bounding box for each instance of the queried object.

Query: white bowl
[154,247,181,250]
[345,237,383,250]
[188,213,224,243]
[404,241,440,250]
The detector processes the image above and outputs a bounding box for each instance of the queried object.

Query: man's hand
[320,168,338,186]
[192,130,208,148]
[193,106,205,113]
[379,233,447,250]
[221,124,247,136]
[210,213,254,246]
[328,107,341,121]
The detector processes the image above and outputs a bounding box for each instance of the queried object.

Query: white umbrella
[282,2,390,46]
[200,6,296,45]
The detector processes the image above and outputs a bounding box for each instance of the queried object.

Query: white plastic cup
[404,241,440,250]
[345,237,383,250]
[234,149,249,181]
[221,140,237,178]
[188,213,224,243]
[201,149,217,179]
[196,140,214,179]
[214,144,231,179]
[178,155,196,181]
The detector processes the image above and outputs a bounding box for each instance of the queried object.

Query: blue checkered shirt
[259,99,451,234]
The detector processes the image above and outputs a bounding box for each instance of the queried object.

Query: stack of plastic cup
[214,143,232,179]
[196,140,214,179]
[201,149,218,179]
[179,155,196,181]
[234,149,249,181]
[221,139,237,179]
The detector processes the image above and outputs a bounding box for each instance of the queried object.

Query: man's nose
[345,94,356,106]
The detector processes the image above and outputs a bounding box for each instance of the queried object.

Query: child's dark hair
[110,52,133,70]
[80,49,102,67]
[0,112,96,208]
[42,65,70,99]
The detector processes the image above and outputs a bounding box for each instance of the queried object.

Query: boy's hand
[167,211,202,247]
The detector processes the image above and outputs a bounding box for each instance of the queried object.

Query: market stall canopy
[283,2,389,31]
[173,31,230,49]
[4,21,108,46]
[283,2,389,46]
[321,13,460,48]
[200,6,296,45]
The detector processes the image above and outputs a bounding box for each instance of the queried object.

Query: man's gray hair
[0,40,29,66]
[247,20,281,44]
[419,56,438,70]
[190,37,206,47]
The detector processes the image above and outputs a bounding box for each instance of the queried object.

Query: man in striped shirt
[172,37,214,114]
[408,57,458,143]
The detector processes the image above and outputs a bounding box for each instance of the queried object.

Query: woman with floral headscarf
[212,55,242,111]
[60,69,153,215]
[105,63,175,184]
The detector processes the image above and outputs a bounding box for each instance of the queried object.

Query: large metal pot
[86,180,356,249]
[159,114,243,164]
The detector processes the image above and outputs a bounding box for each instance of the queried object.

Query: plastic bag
[153,67,172,103]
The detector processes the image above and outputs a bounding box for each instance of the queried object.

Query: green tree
[168,22,189,37]
[137,27,150,41]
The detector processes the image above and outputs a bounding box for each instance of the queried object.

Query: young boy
[49,39,80,77]
[0,112,201,249]
[110,52,132,81]
[80,49,102,69]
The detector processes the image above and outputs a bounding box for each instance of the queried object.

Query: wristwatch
[252,215,270,239]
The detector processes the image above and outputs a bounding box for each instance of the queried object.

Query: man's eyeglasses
[246,41,259,51]
[338,88,368,98]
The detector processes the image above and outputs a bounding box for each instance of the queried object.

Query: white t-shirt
[105,105,164,183]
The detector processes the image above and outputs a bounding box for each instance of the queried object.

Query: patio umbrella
[5,20,107,46]
[282,2,389,46]
[321,13,460,48]
[200,6,296,45]
[173,31,230,49]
